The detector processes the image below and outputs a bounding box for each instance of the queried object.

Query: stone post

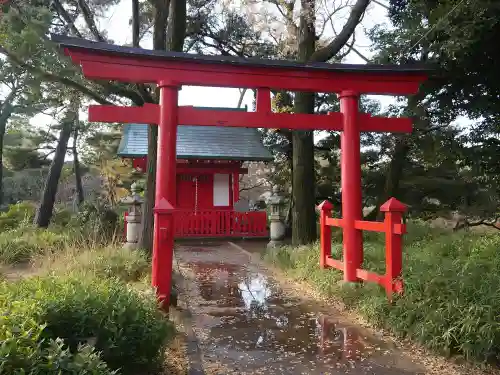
[266,185,286,249]
[122,182,144,249]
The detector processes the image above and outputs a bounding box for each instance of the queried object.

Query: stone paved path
[173,241,426,375]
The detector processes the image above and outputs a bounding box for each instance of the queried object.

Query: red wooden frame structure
[318,198,407,299]
[53,35,429,308]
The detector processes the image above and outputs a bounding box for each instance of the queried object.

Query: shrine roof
[117,107,274,162]
[51,34,429,75]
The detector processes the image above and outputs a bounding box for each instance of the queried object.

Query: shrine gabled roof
[51,34,430,75]
[117,107,274,162]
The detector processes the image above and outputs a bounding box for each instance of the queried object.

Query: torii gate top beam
[51,35,429,95]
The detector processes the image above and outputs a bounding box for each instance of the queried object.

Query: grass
[35,245,151,282]
[265,221,500,364]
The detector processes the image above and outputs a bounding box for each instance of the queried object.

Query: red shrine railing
[124,210,268,239]
[174,210,268,238]
[317,198,407,299]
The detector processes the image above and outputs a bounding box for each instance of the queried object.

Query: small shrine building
[118,106,273,238]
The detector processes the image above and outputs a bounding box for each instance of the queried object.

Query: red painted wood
[355,268,385,285]
[354,220,384,232]
[319,197,407,299]
[325,256,343,271]
[361,116,412,133]
[67,51,427,95]
[340,91,363,282]
[176,175,195,209]
[131,157,248,174]
[151,83,178,309]
[132,157,147,171]
[318,201,333,269]
[381,198,407,299]
[152,199,175,309]
[325,217,343,227]
[198,174,213,210]
[257,88,271,112]
[89,103,158,124]
[90,104,412,133]
[176,167,247,174]
[172,210,268,238]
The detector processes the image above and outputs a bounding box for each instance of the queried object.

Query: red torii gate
[52,35,429,307]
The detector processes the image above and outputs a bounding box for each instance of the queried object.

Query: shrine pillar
[339,91,363,282]
[152,81,179,308]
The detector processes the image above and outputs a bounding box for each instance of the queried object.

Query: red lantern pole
[152,81,179,308]
[339,90,363,282]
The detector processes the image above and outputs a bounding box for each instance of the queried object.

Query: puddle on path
[177,245,424,375]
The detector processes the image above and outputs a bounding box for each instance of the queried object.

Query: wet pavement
[174,242,425,375]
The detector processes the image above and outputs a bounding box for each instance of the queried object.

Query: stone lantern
[266,185,286,249]
[122,182,143,249]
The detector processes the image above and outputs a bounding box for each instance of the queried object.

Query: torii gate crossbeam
[52,34,429,308]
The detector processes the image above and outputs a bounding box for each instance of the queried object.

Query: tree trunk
[132,0,140,47]
[72,125,85,205]
[166,0,186,51]
[0,103,14,206]
[291,0,317,245]
[34,109,74,227]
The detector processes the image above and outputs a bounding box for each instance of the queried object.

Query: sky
[30,0,395,130]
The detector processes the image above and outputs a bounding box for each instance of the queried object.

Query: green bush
[0,227,67,264]
[52,206,74,227]
[0,276,174,374]
[0,300,114,374]
[0,201,36,231]
[265,222,500,363]
[73,201,119,239]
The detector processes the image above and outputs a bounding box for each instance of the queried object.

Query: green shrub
[72,201,119,241]
[0,201,36,231]
[265,222,500,363]
[0,304,114,374]
[0,227,67,264]
[0,275,174,374]
[52,206,74,227]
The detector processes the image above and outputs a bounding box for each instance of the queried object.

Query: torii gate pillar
[339,90,363,282]
[151,81,179,307]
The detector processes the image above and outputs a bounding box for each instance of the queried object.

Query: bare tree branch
[310,0,370,62]
[51,0,83,38]
[349,43,371,62]
[317,0,350,38]
[77,0,106,42]
[372,0,390,10]
[237,88,248,108]
[264,0,298,39]
[239,181,267,193]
